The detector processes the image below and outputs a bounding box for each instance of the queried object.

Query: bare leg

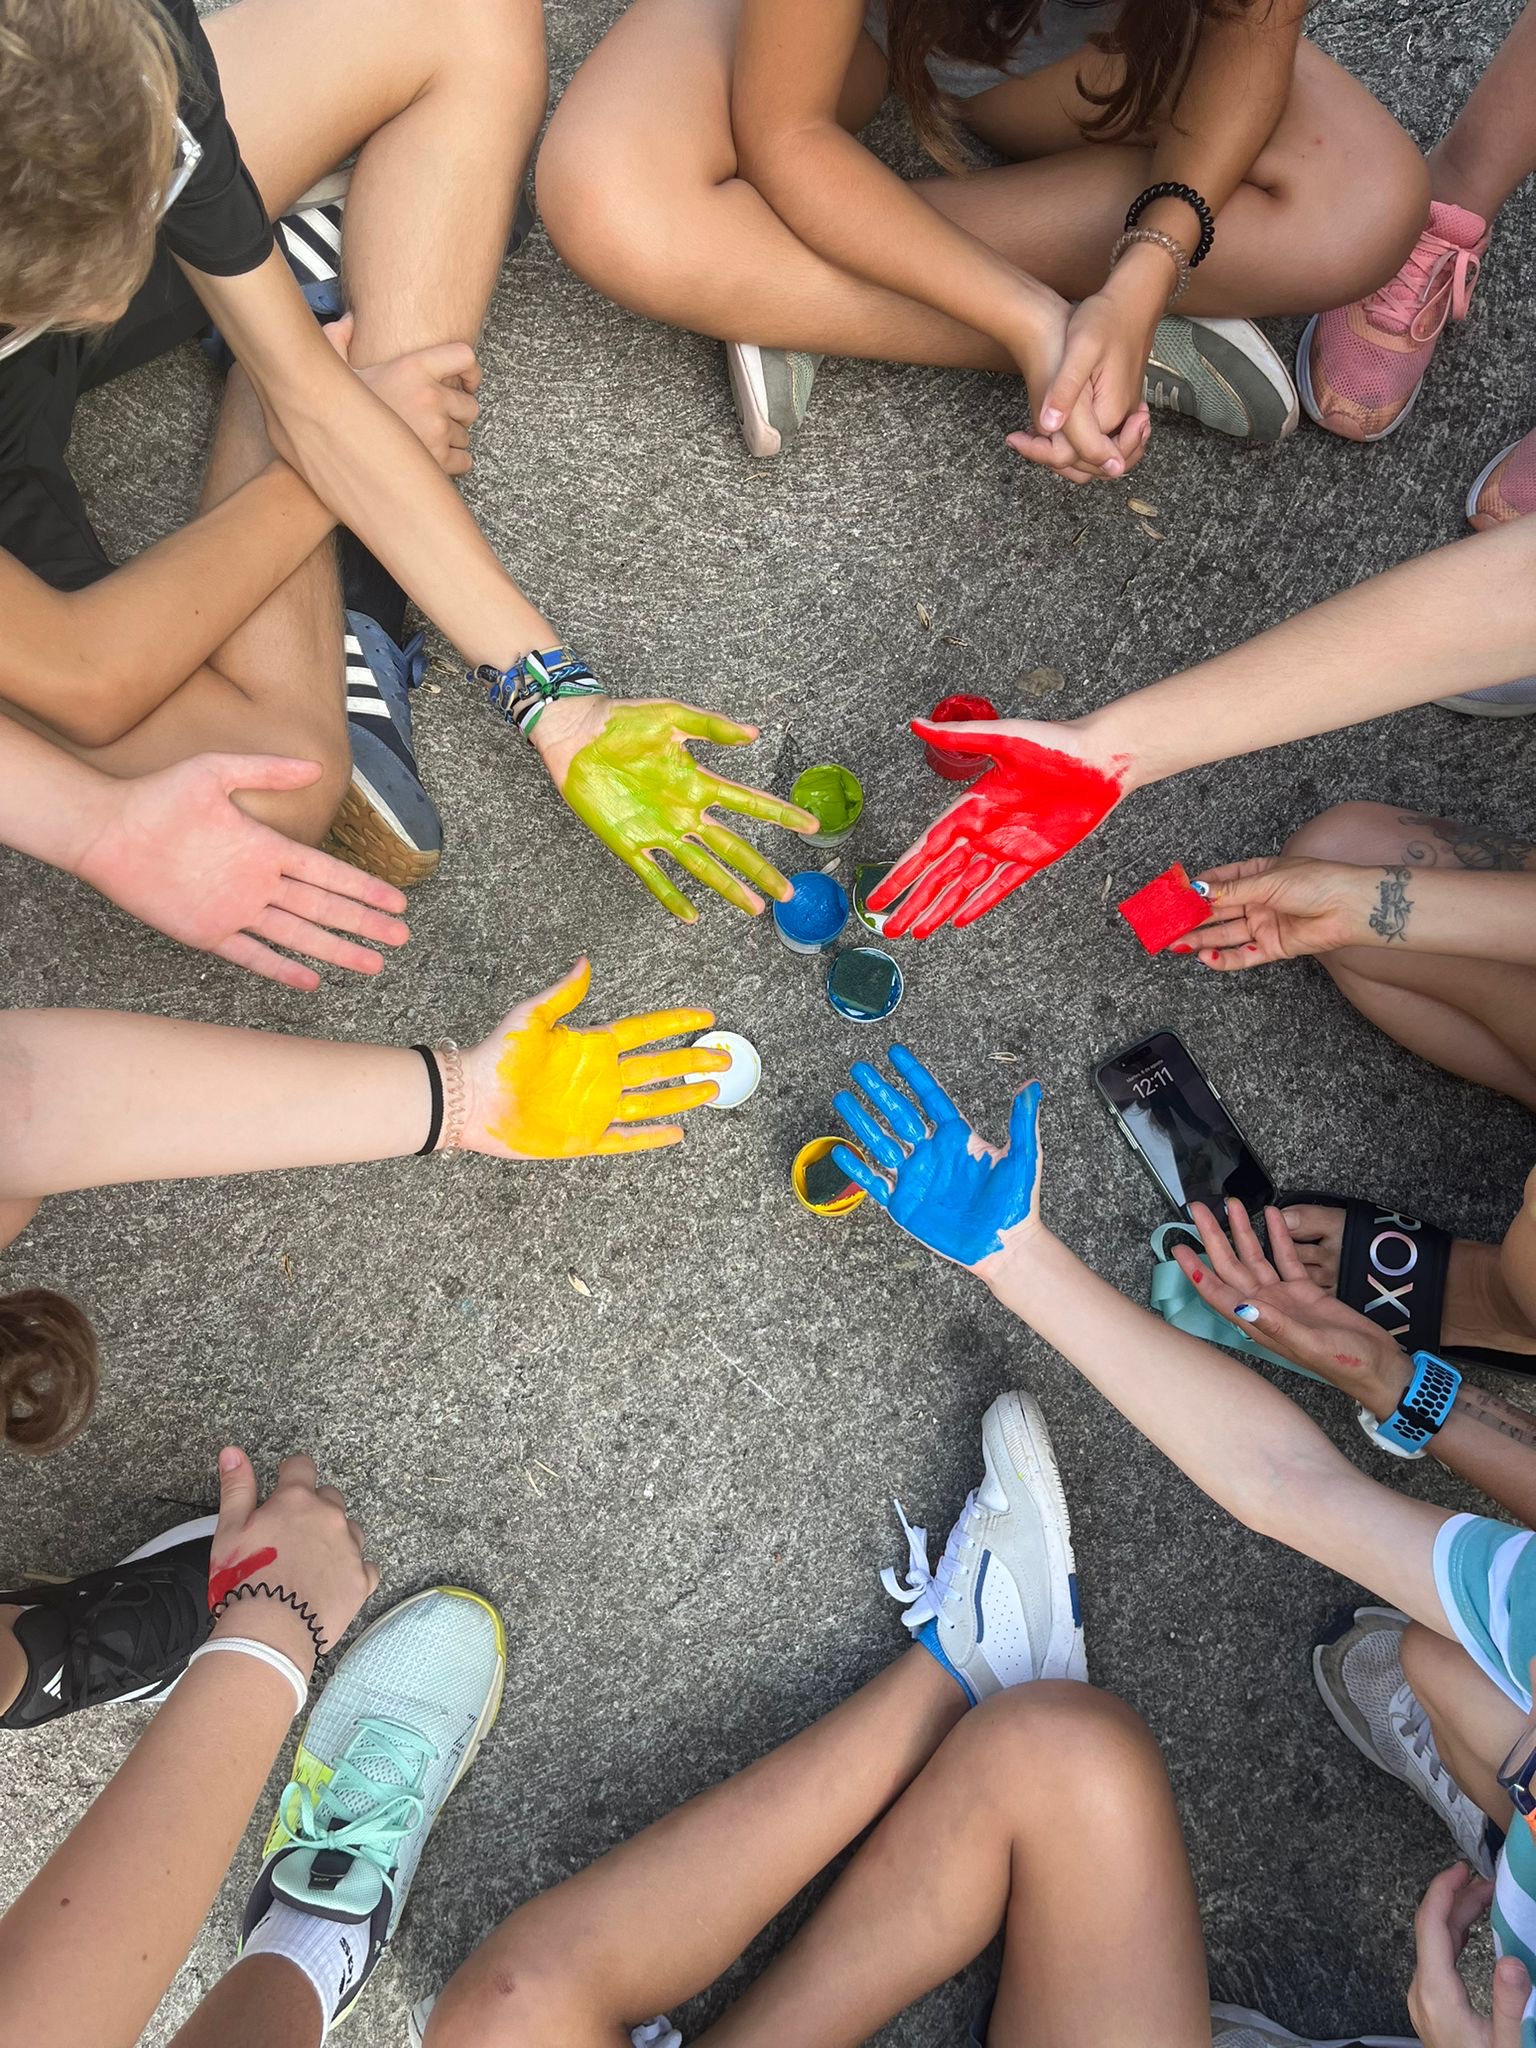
[1429,0,1536,220]
[427,1681,1209,2048]
[1284,803,1536,1109]
[206,0,545,364]
[61,368,349,842]
[1402,1622,1525,1827]
[168,1954,324,2048]
[537,0,1425,363]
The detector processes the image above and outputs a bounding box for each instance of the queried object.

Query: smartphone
[1092,1028,1274,1222]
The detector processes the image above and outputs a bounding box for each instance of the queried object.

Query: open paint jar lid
[686,1031,761,1108]
[773,871,850,954]
[826,946,903,1023]
[792,1136,868,1215]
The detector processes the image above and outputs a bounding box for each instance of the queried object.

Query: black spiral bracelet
[1126,182,1215,268]
[212,1581,328,1663]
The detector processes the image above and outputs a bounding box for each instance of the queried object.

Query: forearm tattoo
[1454,1385,1536,1451]
[1369,865,1413,943]
[1395,813,1536,873]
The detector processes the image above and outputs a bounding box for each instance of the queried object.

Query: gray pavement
[2,0,1534,2038]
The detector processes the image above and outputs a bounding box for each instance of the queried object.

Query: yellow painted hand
[536,697,817,922]
[462,960,730,1160]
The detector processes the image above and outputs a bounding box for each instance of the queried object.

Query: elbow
[731,108,815,211]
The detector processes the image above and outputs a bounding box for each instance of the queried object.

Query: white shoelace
[881,1492,981,1633]
[1393,1688,1454,1791]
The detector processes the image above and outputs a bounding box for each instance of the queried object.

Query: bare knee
[1266,96,1429,308]
[538,102,716,319]
[225,710,351,848]
[425,1943,598,2048]
[1284,800,1409,867]
[422,0,546,92]
[966,1683,1162,1812]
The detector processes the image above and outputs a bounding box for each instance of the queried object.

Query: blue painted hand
[831,1046,1042,1268]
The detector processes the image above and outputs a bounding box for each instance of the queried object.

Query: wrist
[1358,1339,1414,1422]
[38,760,121,881]
[975,1219,1066,1300]
[1103,240,1180,314]
[211,1592,320,1681]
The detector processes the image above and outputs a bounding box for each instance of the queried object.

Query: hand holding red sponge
[1118,863,1210,954]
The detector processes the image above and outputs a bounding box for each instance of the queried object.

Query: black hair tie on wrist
[1126,181,1215,268]
[413,1044,443,1156]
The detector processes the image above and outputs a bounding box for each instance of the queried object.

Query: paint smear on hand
[1118,864,1210,954]
[832,1046,1042,1266]
[208,1546,277,1611]
[1334,1353,1363,1370]
[562,703,814,919]
[870,732,1127,939]
[1189,1266,1204,1284]
[489,962,722,1158]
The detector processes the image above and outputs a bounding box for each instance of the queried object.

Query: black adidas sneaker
[326,611,444,887]
[0,1515,216,1730]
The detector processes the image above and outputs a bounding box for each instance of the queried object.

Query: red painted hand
[871,723,1128,940]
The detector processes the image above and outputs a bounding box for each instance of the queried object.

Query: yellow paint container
[793,1136,868,1217]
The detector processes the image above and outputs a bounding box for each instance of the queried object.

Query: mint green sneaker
[239,1587,504,2027]
[726,341,823,456]
[1145,316,1299,443]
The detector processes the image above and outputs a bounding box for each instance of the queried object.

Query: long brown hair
[885,0,1245,169]
[0,1291,99,1457]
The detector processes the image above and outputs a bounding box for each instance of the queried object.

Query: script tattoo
[1369,866,1413,944]
[1458,1386,1536,1451]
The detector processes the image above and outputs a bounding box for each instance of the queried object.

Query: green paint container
[854,861,914,938]
[792,763,864,849]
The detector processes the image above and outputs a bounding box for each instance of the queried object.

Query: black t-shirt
[158,0,272,278]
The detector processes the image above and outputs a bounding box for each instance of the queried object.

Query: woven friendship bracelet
[1109,228,1190,303]
[1125,181,1215,268]
[475,647,603,736]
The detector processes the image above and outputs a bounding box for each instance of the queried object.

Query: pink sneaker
[1296,200,1489,441]
[1466,424,1536,527]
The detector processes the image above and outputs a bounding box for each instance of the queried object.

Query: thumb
[322,311,355,357]
[410,339,481,389]
[1038,331,1097,432]
[909,717,1000,760]
[1494,1955,1530,2046]
[1008,1078,1044,1163]
[212,754,325,795]
[215,1446,259,1541]
[531,957,592,1028]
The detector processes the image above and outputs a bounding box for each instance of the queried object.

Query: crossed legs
[424,1663,1210,2048]
[536,4,1427,369]
[30,0,543,843]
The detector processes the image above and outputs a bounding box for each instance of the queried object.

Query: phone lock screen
[1095,1030,1274,1220]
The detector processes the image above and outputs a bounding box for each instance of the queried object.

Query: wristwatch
[1357,1350,1462,1459]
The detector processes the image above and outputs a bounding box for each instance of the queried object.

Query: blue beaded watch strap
[1357,1349,1462,1460]
[474,647,603,736]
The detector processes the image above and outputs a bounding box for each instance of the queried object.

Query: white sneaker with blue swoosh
[883,1391,1087,1703]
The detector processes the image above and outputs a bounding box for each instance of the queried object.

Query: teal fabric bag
[1146,1223,1323,1383]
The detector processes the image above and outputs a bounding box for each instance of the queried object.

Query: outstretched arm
[873,519,1536,937]
[832,1051,1454,1626]
[1175,1200,1536,1531]
[0,963,726,1197]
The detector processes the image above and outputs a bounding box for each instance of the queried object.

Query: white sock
[241,1900,367,2037]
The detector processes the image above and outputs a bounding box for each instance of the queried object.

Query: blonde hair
[0,1289,99,1456]
[0,0,181,331]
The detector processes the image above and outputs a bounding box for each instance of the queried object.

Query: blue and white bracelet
[475,647,603,736]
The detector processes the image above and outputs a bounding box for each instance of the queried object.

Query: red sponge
[1118,863,1210,954]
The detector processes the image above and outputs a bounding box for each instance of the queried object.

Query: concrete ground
[2,0,1534,2039]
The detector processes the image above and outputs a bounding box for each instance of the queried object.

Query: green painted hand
[537,697,818,922]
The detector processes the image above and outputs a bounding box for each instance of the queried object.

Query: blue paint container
[773,871,850,955]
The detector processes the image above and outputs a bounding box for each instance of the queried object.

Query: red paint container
[923,694,998,781]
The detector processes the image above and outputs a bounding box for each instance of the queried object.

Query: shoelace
[277,1716,436,1875]
[58,1568,204,1708]
[881,1492,981,1632]
[1368,230,1481,342]
[1393,1690,1458,1795]
[399,630,427,693]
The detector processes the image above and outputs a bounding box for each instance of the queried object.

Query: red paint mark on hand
[871,734,1128,939]
[1333,1353,1363,1370]
[1118,864,1211,954]
[1189,1266,1205,1284]
[208,1547,276,1611]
